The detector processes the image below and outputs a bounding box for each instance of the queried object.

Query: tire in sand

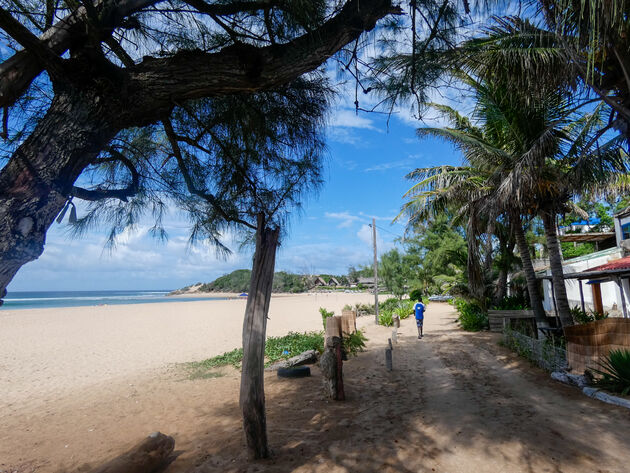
[277,366,311,378]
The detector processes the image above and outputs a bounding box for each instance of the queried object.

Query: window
[623,222,630,240]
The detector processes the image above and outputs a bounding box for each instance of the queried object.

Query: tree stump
[321,335,345,400]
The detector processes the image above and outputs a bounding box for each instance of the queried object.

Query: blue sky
[8,100,462,292]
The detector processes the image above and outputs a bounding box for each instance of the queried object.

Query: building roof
[537,255,630,281]
[614,205,630,218]
[588,255,630,272]
[559,232,615,243]
[559,217,601,227]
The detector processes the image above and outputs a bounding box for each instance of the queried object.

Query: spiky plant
[593,349,630,396]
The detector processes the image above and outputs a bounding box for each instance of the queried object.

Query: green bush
[492,294,530,310]
[378,310,394,327]
[455,298,488,331]
[265,331,325,363]
[188,331,325,374]
[380,297,401,312]
[593,349,630,395]
[343,330,368,356]
[569,306,609,324]
[319,307,335,329]
[409,288,423,301]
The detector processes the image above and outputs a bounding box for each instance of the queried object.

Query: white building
[538,207,630,318]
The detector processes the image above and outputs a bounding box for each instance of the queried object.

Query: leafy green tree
[380,248,408,298]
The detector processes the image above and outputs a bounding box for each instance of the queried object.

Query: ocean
[0,290,226,310]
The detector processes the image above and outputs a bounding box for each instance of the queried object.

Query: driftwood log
[265,349,319,371]
[88,432,175,473]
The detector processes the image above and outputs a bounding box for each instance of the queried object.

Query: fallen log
[266,349,319,371]
[89,432,175,473]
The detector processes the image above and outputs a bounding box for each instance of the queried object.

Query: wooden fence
[564,318,630,375]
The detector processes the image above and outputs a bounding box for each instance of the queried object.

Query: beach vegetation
[343,330,368,356]
[592,349,630,396]
[454,299,488,332]
[319,307,335,329]
[569,306,609,325]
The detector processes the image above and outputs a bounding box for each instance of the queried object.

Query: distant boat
[239,293,248,297]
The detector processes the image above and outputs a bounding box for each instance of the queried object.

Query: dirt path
[3,303,630,472]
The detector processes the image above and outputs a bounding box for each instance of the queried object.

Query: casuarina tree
[0,0,402,303]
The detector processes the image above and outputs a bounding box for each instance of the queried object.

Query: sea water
[1,290,226,310]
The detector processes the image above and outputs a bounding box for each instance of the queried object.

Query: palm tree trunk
[240,216,279,459]
[541,211,574,328]
[512,216,547,324]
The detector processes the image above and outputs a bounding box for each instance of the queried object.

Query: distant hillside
[172,269,308,294]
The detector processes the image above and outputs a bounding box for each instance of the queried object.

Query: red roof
[586,255,630,272]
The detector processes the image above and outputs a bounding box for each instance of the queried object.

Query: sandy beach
[0,292,379,410]
[4,298,630,473]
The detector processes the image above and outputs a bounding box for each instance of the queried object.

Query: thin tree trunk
[541,211,574,328]
[512,215,547,324]
[494,241,514,303]
[240,216,279,459]
[466,214,484,305]
[0,91,114,301]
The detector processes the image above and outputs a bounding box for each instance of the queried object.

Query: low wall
[488,310,535,334]
[564,318,630,374]
[503,328,567,372]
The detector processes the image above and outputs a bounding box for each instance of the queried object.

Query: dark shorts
[416,319,423,326]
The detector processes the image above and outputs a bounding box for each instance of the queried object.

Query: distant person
[414,298,425,339]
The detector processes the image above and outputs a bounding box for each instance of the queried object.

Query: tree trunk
[466,214,485,305]
[240,218,279,459]
[512,215,547,324]
[493,238,515,305]
[0,91,114,301]
[541,211,574,328]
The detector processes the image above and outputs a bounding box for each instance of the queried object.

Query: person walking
[414,298,425,339]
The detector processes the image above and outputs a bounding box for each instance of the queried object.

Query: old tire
[277,366,311,378]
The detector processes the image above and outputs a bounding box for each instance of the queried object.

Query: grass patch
[185,331,325,379]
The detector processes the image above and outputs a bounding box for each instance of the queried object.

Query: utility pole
[372,218,379,324]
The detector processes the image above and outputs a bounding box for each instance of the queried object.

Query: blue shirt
[414,302,425,320]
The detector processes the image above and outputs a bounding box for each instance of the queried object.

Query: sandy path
[3,302,630,472]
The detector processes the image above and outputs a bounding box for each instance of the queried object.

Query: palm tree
[398,97,548,322]
[402,71,629,328]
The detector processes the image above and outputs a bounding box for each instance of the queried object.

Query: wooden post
[579,279,585,313]
[393,314,400,328]
[320,336,344,400]
[385,348,392,371]
[391,330,397,344]
[325,316,342,347]
[372,218,379,324]
[592,282,604,315]
[616,277,629,318]
[388,338,393,350]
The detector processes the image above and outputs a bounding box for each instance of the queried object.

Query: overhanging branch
[71,150,140,202]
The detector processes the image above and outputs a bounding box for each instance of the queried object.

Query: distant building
[537,208,630,317]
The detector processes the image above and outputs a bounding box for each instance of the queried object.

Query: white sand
[0,292,381,408]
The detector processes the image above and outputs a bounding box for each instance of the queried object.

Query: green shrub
[380,297,401,312]
[455,298,488,331]
[409,288,423,301]
[570,306,609,324]
[342,304,353,311]
[493,294,530,310]
[378,310,394,327]
[592,349,630,395]
[319,307,335,329]
[187,331,325,375]
[265,331,325,363]
[343,330,368,356]
[354,302,375,315]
